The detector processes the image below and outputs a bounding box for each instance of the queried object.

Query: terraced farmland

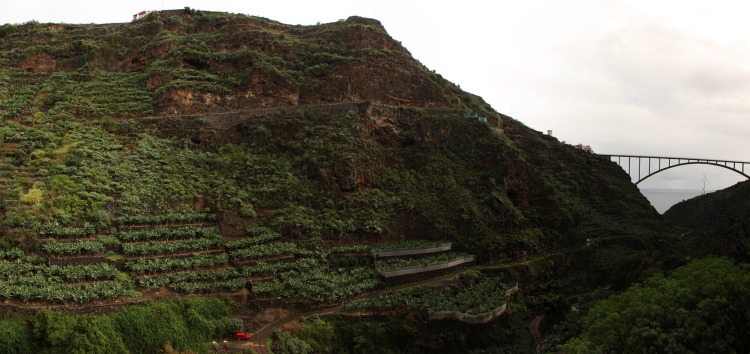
[0,199,471,307]
[116,214,244,294]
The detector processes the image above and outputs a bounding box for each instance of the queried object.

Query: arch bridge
[600,155,750,185]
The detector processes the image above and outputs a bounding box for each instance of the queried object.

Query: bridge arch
[601,155,750,185]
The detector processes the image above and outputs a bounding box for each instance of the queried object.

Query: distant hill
[664,179,750,260]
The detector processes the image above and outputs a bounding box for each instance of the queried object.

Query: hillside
[0,9,677,353]
[664,180,750,260]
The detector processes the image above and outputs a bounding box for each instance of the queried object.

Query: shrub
[19,187,44,206]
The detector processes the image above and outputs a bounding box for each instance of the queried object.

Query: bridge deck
[600,154,750,184]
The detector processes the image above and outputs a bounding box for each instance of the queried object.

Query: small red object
[235,332,251,340]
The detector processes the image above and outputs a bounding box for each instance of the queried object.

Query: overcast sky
[1,0,749,195]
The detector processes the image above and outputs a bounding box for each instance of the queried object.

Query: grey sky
[1,0,748,194]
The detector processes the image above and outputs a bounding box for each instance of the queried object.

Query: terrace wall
[371,243,452,259]
[375,255,475,278]
[428,303,508,324]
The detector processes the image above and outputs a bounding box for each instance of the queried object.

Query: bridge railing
[599,154,750,184]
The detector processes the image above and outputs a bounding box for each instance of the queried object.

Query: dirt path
[114,101,457,130]
[235,268,476,353]
[227,305,339,353]
[231,244,611,353]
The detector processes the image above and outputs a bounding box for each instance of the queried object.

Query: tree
[299,318,335,353]
[30,310,127,354]
[68,320,127,354]
[31,309,77,351]
[272,329,312,354]
[0,317,33,354]
[562,257,750,353]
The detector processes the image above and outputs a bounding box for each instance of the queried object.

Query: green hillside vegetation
[563,257,750,353]
[664,180,750,260]
[0,298,239,354]
[0,10,666,250]
[0,8,717,353]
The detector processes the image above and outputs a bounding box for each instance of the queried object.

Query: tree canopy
[563,257,750,353]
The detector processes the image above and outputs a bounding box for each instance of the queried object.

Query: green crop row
[0,260,118,282]
[228,242,297,261]
[46,263,120,282]
[116,213,216,225]
[375,252,471,271]
[137,267,241,291]
[294,244,373,259]
[372,240,450,252]
[0,277,137,303]
[169,278,246,294]
[225,227,281,249]
[122,237,223,256]
[240,258,320,276]
[118,226,220,242]
[0,248,24,260]
[251,265,380,303]
[125,253,228,274]
[42,239,105,255]
[343,276,510,315]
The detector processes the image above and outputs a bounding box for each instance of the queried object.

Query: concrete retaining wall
[428,284,518,324]
[428,303,508,324]
[371,243,451,258]
[505,283,519,297]
[375,255,474,278]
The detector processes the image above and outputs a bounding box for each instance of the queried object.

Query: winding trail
[234,238,645,353]
[236,267,478,353]
[244,306,341,354]
[234,256,533,353]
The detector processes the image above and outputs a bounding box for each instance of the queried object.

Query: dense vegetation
[274,299,535,354]
[0,298,239,354]
[562,257,750,353]
[0,8,709,353]
[664,179,750,261]
[343,274,512,315]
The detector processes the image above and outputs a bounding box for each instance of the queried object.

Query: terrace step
[122,248,227,261]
